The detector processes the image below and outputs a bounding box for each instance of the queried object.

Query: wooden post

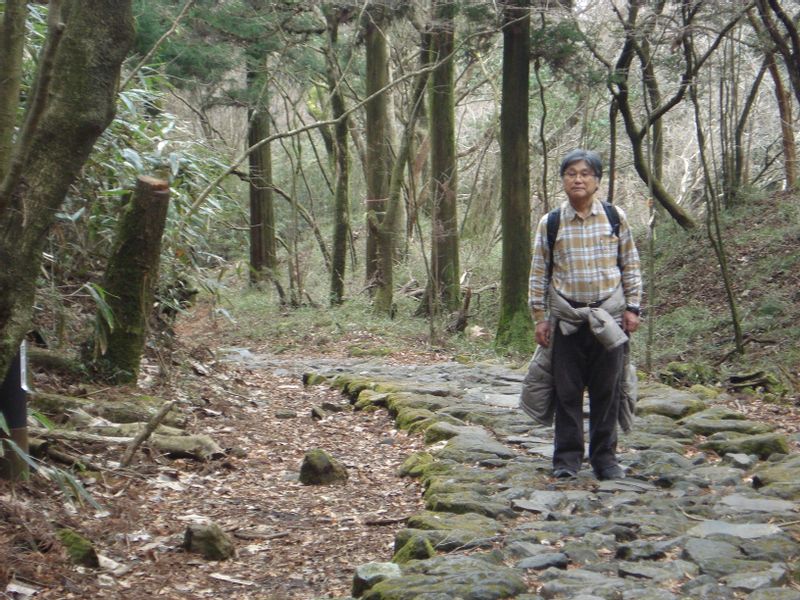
[96,176,170,383]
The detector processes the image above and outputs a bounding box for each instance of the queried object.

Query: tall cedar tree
[420,0,460,314]
[364,3,395,289]
[495,0,534,353]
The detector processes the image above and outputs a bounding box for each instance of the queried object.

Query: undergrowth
[642,190,800,400]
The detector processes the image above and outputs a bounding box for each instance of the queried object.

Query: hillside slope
[642,190,800,403]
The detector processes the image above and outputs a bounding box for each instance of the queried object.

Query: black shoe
[595,465,625,481]
[553,468,577,479]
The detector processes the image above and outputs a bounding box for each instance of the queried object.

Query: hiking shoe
[595,465,625,481]
[552,468,577,479]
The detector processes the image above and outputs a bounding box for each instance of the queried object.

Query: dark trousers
[552,323,624,473]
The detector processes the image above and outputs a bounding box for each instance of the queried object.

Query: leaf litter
[0,325,427,599]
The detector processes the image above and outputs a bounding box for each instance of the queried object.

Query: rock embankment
[302,360,800,600]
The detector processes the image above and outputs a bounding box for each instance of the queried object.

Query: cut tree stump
[94,175,170,383]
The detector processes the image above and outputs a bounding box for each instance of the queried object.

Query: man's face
[562,159,599,203]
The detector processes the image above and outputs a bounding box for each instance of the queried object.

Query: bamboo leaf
[31,410,57,430]
[121,147,144,171]
[4,439,40,476]
[83,283,116,333]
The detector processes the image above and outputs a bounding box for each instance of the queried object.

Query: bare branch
[119,400,177,468]
[178,26,495,226]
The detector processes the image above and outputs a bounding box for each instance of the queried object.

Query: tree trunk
[373,49,431,314]
[755,0,800,108]
[95,176,170,383]
[247,82,277,284]
[0,0,27,183]
[733,28,768,194]
[0,0,134,382]
[325,11,350,306]
[421,0,460,314]
[364,5,394,289]
[495,0,534,354]
[766,53,798,189]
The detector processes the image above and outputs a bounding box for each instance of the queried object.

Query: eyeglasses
[563,170,597,180]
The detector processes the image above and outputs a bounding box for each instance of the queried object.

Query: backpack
[546,201,621,280]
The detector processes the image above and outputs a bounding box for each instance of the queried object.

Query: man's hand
[535,321,551,348]
[623,310,640,334]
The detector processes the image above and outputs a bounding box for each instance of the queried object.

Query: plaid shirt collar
[564,198,603,222]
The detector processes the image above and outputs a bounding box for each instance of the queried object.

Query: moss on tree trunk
[0,0,134,383]
[96,176,170,383]
[326,11,350,305]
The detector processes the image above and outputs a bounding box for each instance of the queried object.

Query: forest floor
[0,305,451,600]
[2,288,800,599]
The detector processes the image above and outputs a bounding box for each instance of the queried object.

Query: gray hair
[559,149,603,180]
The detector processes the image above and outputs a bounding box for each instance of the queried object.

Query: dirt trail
[2,339,427,599]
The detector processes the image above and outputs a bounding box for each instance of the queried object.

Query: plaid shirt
[529,199,642,323]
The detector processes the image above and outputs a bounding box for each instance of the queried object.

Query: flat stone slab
[517,552,569,570]
[636,390,706,419]
[617,560,694,583]
[525,443,555,458]
[513,490,567,513]
[681,416,774,436]
[686,520,783,539]
[748,589,800,600]
[722,564,788,592]
[481,393,523,408]
[716,493,797,515]
[437,431,517,459]
[597,479,658,493]
[362,553,527,600]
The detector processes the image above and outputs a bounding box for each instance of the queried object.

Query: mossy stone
[659,361,716,386]
[299,449,349,485]
[363,553,527,600]
[302,372,330,387]
[398,452,434,477]
[183,522,235,561]
[681,417,773,436]
[343,377,379,398]
[699,433,790,460]
[58,528,99,567]
[354,390,389,410]
[387,393,452,415]
[395,407,437,431]
[405,511,502,539]
[689,384,721,399]
[392,534,435,564]
[352,562,402,597]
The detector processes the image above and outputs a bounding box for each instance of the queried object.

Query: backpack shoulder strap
[601,201,621,237]
[601,201,623,271]
[546,207,560,280]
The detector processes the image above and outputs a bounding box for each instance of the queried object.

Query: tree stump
[95,176,170,383]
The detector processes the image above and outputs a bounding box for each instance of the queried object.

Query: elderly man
[529,149,642,480]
